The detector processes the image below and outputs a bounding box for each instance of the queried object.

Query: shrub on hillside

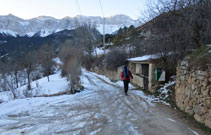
[188,45,211,70]
[105,49,127,70]
[92,55,105,68]
[81,55,94,71]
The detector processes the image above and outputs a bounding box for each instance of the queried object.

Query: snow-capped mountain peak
[0,14,140,37]
[4,14,23,20]
[36,16,58,21]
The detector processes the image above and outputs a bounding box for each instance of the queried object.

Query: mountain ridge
[0,14,140,37]
[0,27,102,57]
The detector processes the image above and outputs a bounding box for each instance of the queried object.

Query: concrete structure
[127,54,165,92]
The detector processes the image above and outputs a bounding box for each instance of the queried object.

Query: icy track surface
[0,70,200,135]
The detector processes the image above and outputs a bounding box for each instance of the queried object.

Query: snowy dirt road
[0,70,203,135]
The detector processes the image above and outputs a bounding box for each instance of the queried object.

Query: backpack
[123,68,129,79]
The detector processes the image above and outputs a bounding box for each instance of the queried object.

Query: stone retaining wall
[175,59,211,127]
[93,67,122,81]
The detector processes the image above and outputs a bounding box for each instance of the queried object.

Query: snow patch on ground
[54,29,63,33]
[0,94,71,116]
[0,119,18,126]
[90,128,101,135]
[131,90,155,107]
[0,91,14,102]
[159,81,175,98]
[40,29,52,37]
[26,32,35,37]
[94,47,110,56]
[94,47,105,56]
[167,118,177,123]
[32,72,68,95]
[0,53,8,59]
[189,128,199,135]
[150,81,176,106]
[53,57,63,65]
[0,30,17,37]
[20,71,68,96]
[0,71,68,102]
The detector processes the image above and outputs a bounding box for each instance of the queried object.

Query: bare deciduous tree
[66,56,82,94]
[21,51,38,90]
[38,44,56,82]
[0,61,9,91]
[59,43,83,94]
[105,48,127,70]
[144,0,211,48]
[139,0,211,77]
[8,52,24,89]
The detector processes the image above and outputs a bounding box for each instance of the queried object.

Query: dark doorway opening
[142,64,149,90]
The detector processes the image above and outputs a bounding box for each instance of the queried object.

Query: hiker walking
[120,65,133,95]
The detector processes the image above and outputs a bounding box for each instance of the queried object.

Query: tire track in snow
[91,73,153,117]
[88,72,201,135]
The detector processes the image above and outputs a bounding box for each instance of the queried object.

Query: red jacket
[120,69,133,80]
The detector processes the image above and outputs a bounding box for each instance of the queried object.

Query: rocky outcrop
[175,58,211,127]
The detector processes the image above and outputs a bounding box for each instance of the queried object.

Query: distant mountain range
[0,27,101,58]
[0,14,140,37]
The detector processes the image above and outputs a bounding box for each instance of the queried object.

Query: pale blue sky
[0,0,147,19]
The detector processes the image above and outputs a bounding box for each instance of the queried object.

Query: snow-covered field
[0,71,68,102]
[0,69,201,135]
[94,47,110,56]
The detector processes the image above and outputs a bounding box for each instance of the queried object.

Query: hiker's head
[123,65,127,69]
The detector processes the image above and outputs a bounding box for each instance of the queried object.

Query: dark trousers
[123,80,130,94]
